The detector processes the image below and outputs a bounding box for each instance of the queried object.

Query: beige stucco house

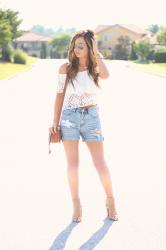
[13,32,52,58]
[94,24,153,59]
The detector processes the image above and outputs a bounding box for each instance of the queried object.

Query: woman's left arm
[92,39,110,79]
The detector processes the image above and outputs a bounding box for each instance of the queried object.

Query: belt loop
[86,108,88,114]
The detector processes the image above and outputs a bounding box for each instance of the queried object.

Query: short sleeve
[56,73,67,93]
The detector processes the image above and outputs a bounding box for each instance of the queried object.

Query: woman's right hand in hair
[91,38,99,57]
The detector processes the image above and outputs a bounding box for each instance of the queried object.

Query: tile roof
[14,32,52,42]
[117,24,151,35]
[94,24,152,35]
[94,25,112,33]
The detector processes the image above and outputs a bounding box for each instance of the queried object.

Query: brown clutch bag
[48,73,68,154]
[49,128,61,143]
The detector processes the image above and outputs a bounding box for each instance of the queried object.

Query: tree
[157,27,166,45]
[134,40,152,62]
[0,18,12,45]
[30,25,76,36]
[129,41,137,60]
[0,9,23,40]
[40,42,47,58]
[0,8,23,61]
[49,34,71,58]
[115,35,131,60]
[148,24,160,34]
[31,25,45,35]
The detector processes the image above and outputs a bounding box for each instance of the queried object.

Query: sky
[0,0,165,31]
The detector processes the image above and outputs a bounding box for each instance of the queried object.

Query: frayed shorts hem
[61,137,104,142]
[82,138,104,142]
[61,138,79,141]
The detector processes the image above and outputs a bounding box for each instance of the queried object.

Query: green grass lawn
[0,56,40,80]
[127,61,166,77]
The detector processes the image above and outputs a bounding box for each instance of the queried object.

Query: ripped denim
[60,105,104,142]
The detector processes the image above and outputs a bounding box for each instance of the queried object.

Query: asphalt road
[0,59,166,250]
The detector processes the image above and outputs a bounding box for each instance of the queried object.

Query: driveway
[0,59,166,250]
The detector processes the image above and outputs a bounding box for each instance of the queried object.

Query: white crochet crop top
[56,70,100,110]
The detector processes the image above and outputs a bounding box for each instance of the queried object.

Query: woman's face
[74,37,89,59]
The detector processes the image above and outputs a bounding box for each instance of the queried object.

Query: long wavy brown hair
[65,29,100,88]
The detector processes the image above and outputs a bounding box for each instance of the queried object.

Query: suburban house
[94,24,153,59]
[13,32,52,58]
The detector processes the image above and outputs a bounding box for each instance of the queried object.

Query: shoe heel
[105,197,119,221]
[72,198,82,223]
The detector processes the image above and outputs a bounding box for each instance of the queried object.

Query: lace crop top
[56,70,100,110]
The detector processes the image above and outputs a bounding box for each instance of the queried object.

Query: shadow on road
[48,218,114,250]
[78,218,114,250]
[48,222,79,250]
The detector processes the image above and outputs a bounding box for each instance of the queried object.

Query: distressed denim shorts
[60,105,104,142]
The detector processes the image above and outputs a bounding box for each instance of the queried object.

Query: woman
[49,29,118,223]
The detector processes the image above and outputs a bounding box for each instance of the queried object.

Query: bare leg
[85,141,118,220]
[62,140,82,222]
[85,141,114,197]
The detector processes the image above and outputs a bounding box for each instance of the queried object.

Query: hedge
[154,51,166,63]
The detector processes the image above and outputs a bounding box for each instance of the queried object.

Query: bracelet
[52,121,60,126]
[95,53,104,59]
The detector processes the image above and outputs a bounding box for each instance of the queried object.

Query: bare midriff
[79,104,97,109]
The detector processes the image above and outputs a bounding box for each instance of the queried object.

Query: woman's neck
[78,57,88,68]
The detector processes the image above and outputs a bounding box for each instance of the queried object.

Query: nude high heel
[106,196,119,221]
[72,198,82,223]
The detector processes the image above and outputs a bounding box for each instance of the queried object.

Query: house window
[32,42,37,49]
[20,43,29,52]
[22,43,28,49]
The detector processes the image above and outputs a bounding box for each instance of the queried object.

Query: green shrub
[134,40,152,62]
[154,51,166,62]
[13,50,27,64]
